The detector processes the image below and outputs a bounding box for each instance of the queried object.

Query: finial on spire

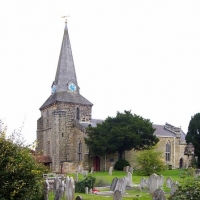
[61,16,70,23]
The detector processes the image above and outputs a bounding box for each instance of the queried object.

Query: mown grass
[49,169,186,200]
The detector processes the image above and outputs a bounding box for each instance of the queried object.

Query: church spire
[53,21,78,93]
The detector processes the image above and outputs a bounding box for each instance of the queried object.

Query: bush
[136,147,166,175]
[169,177,200,200]
[0,130,47,200]
[94,177,109,187]
[114,159,130,171]
[75,175,96,193]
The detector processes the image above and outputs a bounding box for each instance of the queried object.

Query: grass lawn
[48,169,186,200]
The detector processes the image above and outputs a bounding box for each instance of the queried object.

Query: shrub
[169,177,200,200]
[0,129,47,200]
[136,147,166,175]
[114,159,130,171]
[75,175,96,193]
[94,177,109,187]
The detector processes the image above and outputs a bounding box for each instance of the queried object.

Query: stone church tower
[36,22,93,172]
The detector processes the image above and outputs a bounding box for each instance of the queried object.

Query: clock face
[68,83,76,92]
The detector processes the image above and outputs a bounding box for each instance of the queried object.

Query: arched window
[76,107,80,120]
[78,141,82,162]
[166,141,171,162]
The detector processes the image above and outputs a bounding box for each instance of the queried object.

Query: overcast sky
[1,0,200,144]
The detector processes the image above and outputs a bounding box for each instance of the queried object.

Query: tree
[136,147,166,175]
[85,110,159,159]
[185,113,200,167]
[0,125,47,200]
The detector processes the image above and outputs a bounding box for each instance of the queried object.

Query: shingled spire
[40,22,92,110]
[54,22,78,93]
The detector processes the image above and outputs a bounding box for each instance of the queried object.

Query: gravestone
[85,187,88,194]
[148,173,158,194]
[126,166,130,173]
[109,167,113,175]
[126,172,133,187]
[54,176,65,200]
[65,176,70,200]
[75,172,79,182]
[75,196,83,200]
[170,181,179,196]
[82,171,88,177]
[117,177,127,194]
[90,167,94,173]
[44,179,50,200]
[140,177,147,189]
[129,167,133,174]
[113,190,122,200]
[166,177,173,188]
[53,177,60,194]
[158,175,164,188]
[152,188,166,200]
[110,177,118,191]
[68,177,75,200]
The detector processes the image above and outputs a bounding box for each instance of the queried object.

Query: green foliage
[186,113,200,167]
[75,175,96,193]
[85,110,159,158]
[169,177,200,200]
[136,147,166,175]
[94,177,109,187]
[0,130,47,200]
[114,159,130,171]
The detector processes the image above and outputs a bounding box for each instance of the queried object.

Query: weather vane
[61,16,70,23]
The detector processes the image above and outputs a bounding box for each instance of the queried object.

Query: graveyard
[45,168,193,200]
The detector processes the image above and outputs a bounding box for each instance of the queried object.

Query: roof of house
[37,156,52,163]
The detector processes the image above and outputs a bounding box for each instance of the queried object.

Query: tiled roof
[37,156,52,163]
[40,91,93,110]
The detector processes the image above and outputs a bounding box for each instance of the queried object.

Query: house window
[78,141,82,162]
[76,107,80,120]
[166,141,171,162]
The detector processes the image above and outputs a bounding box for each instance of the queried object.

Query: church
[36,22,190,173]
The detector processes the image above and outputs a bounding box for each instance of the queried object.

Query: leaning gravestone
[110,177,118,191]
[113,190,122,200]
[53,177,60,194]
[75,195,83,200]
[90,167,94,173]
[149,173,158,194]
[54,176,65,200]
[65,176,70,199]
[152,188,166,200]
[68,177,75,200]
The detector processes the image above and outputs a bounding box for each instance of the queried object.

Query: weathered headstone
[44,179,50,200]
[53,177,60,194]
[126,166,130,173]
[152,188,166,200]
[85,187,88,194]
[170,181,179,196]
[148,173,158,194]
[166,177,173,188]
[158,175,164,188]
[109,167,113,175]
[110,177,118,191]
[54,176,65,200]
[126,172,133,187]
[129,166,133,174]
[90,167,94,174]
[140,177,147,189]
[65,176,70,200]
[113,190,122,200]
[68,177,75,200]
[75,196,83,200]
[75,172,78,182]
